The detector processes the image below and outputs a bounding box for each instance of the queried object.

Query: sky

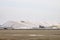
[0,0,60,25]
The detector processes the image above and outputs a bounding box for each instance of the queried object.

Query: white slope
[2,21,38,29]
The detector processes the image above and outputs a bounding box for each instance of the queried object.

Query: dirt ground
[0,29,60,40]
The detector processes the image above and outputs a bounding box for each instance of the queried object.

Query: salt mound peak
[2,21,38,29]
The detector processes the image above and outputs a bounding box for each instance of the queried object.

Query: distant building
[39,25,45,28]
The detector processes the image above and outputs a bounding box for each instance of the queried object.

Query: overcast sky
[0,0,60,25]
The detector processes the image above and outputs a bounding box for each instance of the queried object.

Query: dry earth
[0,29,60,40]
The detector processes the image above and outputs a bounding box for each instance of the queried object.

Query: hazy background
[0,0,60,25]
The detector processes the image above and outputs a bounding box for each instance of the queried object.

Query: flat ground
[0,29,60,40]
